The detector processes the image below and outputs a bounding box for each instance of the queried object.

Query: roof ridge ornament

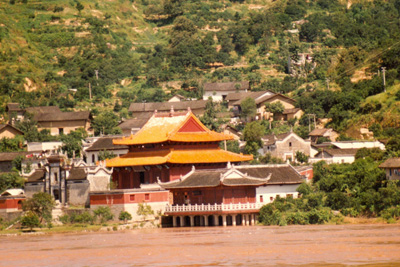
[227,161,231,169]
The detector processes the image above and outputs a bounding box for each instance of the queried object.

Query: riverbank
[2,224,400,266]
[1,216,398,237]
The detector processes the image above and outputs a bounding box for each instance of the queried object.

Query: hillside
[1,0,400,140]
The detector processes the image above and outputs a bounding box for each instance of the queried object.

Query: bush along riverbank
[259,158,400,226]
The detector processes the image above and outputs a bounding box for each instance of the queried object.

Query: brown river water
[1,224,400,267]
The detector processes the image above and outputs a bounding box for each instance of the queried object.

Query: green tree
[0,136,24,152]
[200,97,218,130]
[60,128,88,158]
[240,97,257,122]
[75,1,84,14]
[265,102,285,115]
[0,172,25,194]
[93,206,114,223]
[21,212,41,231]
[243,121,265,157]
[98,150,116,161]
[137,202,154,221]
[92,111,121,136]
[22,192,55,224]
[295,151,309,163]
[119,211,132,223]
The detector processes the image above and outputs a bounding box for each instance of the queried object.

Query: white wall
[256,184,300,204]
[332,141,385,150]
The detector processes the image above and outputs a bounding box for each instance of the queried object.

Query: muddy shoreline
[1,224,400,266]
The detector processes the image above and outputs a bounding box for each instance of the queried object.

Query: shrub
[307,208,331,224]
[137,202,154,221]
[380,206,400,223]
[119,211,132,223]
[71,211,94,224]
[22,192,55,224]
[341,207,360,218]
[93,206,114,223]
[58,214,70,225]
[21,212,41,231]
[286,212,309,225]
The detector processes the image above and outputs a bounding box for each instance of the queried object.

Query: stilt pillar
[242,214,246,226]
[173,216,177,227]
[180,216,185,227]
[204,215,209,226]
[245,214,250,226]
[214,215,219,226]
[222,215,227,227]
[232,215,236,226]
[251,214,255,225]
[190,215,195,227]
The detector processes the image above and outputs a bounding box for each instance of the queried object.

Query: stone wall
[67,181,90,207]
[24,183,44,198]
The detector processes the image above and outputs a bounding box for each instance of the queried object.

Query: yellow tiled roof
[168,149,253,164]
[105,148,253,167]
[113,111,233,145]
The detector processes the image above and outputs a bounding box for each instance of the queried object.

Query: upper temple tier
[106,109,253,169]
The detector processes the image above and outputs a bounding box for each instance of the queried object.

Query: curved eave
[105,150,169,167]
[168,149,253,164]
[105,149,252,168]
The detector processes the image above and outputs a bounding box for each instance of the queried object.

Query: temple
[105,108,253,188]
[160,164,303,227]
[90,109,253,219]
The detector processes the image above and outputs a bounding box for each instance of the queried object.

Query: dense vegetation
[259,149,400,225]
[0,0,400,141]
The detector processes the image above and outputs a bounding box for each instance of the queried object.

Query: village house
[310,148,359,164]
[6,104,93,136]
[27,141,63,153]
[118,113,151,136]
[203,81,249,102]
[226,91,303,121]
[379,158,400,180]
[6,103,24,123]
[128,100,207,118]
[261,132,311,162]
[331,140,385,150]
[27,107,92,136]
[0,151,30,173]
[90,109,253,220]
[160,164,303,227]
[0,124,24,139]
[308,128,339,143]
[84,136,128,166]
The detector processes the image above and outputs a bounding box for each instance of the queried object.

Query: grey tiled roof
[86,137,128,152]
[204,81,249,92]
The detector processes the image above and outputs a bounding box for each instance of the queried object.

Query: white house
[310,148,359,164]
[84,136,128,166]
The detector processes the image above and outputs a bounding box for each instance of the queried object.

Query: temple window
[145,194,150,201]
[130,195,135,201]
